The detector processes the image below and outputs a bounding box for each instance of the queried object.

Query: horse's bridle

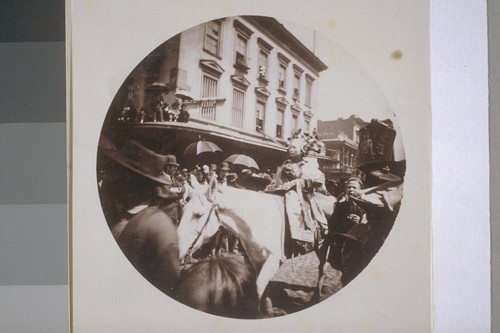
[181,201,221,265]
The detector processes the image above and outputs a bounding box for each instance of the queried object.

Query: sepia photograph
[71,1,431,331]
[96,15,406,319]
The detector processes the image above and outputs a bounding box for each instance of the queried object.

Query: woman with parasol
[145,82,169,122]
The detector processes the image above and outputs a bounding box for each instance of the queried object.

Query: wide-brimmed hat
[104,140,170,185]
[98,135,117,152]
[235,172,271,191]
[369,167,401,182]
[359,160,406,179]
[165,154,180,167]
[334,223,370,243]
[349,194,385,211]
[219,162,230,171]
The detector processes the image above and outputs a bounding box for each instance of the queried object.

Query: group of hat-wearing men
[97,138,250,295]
[98,140,183,295]
[97,134,404,295]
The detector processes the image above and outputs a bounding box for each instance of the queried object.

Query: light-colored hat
[219,162,230,171]
[346,177,363,187]
[164,155,180,167]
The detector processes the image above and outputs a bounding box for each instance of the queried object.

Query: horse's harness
[182,201,221,265]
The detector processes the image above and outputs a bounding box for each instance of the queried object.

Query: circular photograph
[97,15,406,319]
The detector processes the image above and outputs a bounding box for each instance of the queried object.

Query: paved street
[266,251,343,315]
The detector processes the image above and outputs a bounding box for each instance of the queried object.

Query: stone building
[107,16,331,171]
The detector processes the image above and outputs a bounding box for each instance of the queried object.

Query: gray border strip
[489,0,499,331]
[0,0,64,42]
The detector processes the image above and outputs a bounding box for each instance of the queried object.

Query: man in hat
[326,177,366,271]
[99,139,180,295]
[217,162,230,186]
[155,154,185,225]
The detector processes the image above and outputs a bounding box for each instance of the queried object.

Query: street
[266,251,343,315]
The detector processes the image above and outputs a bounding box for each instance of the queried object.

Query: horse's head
[174,254,259,319]
[177,177,224,259]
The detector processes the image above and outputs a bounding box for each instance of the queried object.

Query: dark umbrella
[224,154,259,170]
[183,140,222,156]
[145,82,170,92]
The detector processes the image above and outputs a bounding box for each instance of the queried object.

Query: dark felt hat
[104,140,170,185]
[334,223,370,243]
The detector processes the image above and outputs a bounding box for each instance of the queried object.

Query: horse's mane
[175,254,259,318]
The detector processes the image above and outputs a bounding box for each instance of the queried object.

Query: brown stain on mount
[371,266,383,280]
[329,51,336,63]
[391,50,403,60]
[327,18,336,30]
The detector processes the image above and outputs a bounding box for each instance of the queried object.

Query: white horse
[177,177,336,302]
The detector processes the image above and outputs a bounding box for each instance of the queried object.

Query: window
[231,89,245,128]
[305,77,314,107]
[331,150,340,160]
[201,75,218,120]
[293,73,300,102]
[278,64,287,90]
[276,108,284,138]
[233,20,253,69]
[258,50,268,79]
[304,118,311,132]
[256,101,265,132]
[277,53,290,92]
[235,34,248,65]
[352,125,360,143]
[257,38,272,81]
[292,65,303,102]
[204,20,222,56]
[291,113,299,133]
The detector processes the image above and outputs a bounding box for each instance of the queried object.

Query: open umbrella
[224,154,259,170]
[145,82,170,92]
[183,140,222,156]
[175,88,194,102]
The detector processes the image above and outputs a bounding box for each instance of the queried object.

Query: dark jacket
[116,206,180,295]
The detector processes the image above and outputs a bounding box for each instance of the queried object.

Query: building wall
[317,115,367,179]
[317,115,366,142]
[173,17,324,141]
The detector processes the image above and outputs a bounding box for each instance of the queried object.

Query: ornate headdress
[287,128,325,156]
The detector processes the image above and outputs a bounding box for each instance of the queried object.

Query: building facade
[106,16,330,171]
[317,115,367,179]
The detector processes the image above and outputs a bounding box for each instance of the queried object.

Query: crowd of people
[117,95,191,124]
[96,129,404,318]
